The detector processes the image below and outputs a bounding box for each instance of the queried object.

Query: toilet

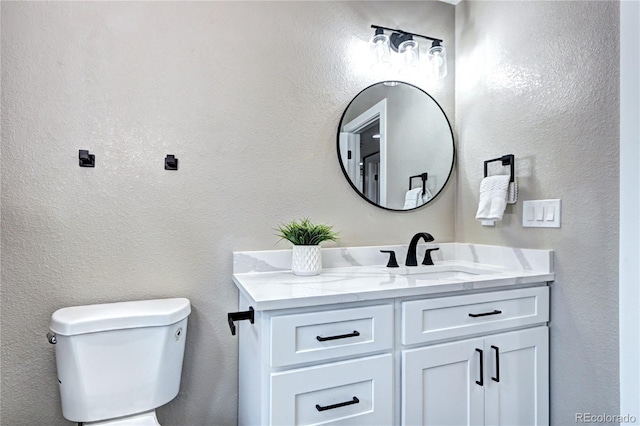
[48,298,191,425]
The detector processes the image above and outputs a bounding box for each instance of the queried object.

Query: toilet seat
[85,410,160,426]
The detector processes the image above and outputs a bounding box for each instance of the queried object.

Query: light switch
[526,206,535,221]
[545,206,555,221]
[523,199,561,228]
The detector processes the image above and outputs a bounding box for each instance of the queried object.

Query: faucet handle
[380,250,399,268]
[422,248,440,266]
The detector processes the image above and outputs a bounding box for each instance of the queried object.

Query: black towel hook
[165,155,178,171]
[79,150,95,167]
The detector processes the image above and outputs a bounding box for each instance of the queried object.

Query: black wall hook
[165,155,178,171]
[79,150,95,167]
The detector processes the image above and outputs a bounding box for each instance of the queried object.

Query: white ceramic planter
[291,245,322,276]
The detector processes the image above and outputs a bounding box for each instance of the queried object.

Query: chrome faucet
[405,232,435,266]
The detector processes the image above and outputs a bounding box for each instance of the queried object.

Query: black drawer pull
[316,396,359,412]
[469,309,502,318]
[316,330,360,342]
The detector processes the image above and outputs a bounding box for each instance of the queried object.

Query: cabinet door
[402,338,485,426]
[484,327,549,426]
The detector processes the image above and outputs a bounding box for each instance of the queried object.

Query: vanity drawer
[270,353,393,426]
[402,286,549,345]
[270,304,393,367]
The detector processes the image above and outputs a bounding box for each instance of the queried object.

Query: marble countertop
[232,243,554,311]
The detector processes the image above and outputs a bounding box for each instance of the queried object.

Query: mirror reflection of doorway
[360,122,380,204]
[363,152,380,203]
[339,98,387,205]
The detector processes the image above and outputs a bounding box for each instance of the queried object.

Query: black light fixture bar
[371,24,442,43]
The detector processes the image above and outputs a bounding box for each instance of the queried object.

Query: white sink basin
[392,264,499,280]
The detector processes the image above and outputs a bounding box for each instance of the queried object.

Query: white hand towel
[507,178,518,204]
[418,187,433,206]
[476,175,510,221]
[403,188,422,209]
[403,187,432,209]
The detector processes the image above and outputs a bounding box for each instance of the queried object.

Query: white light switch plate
[522,199,561,228]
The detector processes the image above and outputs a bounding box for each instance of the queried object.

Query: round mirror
[337,81,455,211]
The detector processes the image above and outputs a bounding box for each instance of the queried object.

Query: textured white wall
[455,1,619,423]
[0,1,455,425]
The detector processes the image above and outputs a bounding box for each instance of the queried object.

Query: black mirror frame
[336,81,456,212]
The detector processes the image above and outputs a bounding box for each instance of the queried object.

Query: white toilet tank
[49,298,191,423]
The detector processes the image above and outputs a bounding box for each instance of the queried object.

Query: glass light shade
[398,39,420,72]
[428,43,448,79]
[370,33,391,71]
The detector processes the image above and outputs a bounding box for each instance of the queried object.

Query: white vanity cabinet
[237,286,549,426]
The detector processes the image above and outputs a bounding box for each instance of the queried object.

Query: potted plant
[275,218,339,276]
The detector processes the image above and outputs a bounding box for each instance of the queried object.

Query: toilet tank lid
[50,298,191,336]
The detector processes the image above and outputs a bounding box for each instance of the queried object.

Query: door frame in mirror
[340,99,388,205]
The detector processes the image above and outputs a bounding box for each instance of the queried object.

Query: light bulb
[428,41,447,79]
[398,39,420,73]
[370,30,391,71]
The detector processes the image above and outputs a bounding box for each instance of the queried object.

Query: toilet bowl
[49,298,191,425]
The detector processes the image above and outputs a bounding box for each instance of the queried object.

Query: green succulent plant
[275,218,339,246]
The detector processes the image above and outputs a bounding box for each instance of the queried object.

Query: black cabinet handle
[476,348,484,386]
[316,330,360,342]
[469,309,502,318]
[491,345,500,382]
[316,396,359,412]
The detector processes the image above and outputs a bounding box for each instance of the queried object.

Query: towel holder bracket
[484,155,514,182]
[409,172,429,196]
[228,307,254,336]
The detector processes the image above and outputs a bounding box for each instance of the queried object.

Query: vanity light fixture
[370,25,447,79]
